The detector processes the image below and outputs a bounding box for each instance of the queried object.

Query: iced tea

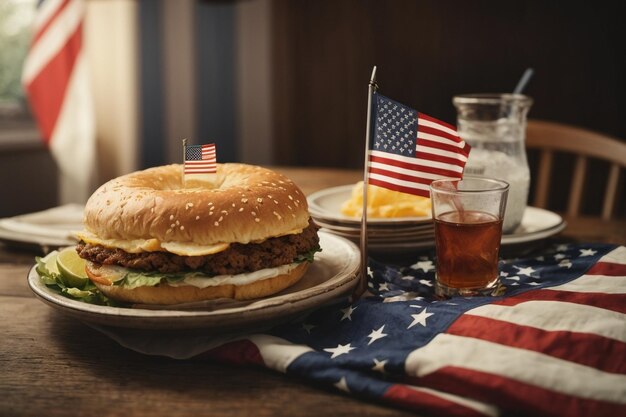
[434,210,502,291]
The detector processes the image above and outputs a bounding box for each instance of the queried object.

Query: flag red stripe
[413,367,623,417]
[491,288,626,314]
[369,154,464,178]
[384,384,488,417]
[25,21,82,142]
[416,137,471,157]
[414,150,468,168]
[447,315,626,373]
[368,178,430,198]
[587,261,626,276]
[33,0,72,44]
[369,166,436,186]
[418,112,457,132]
[418,125,463,144]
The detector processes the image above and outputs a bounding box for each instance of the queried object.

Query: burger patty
[76,220,320,275]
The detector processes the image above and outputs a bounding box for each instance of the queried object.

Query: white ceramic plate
[317,206,565,252]
[307,185,432,225]
[0,204,83,252]
[27,231,361,330]
[501,207,566,244]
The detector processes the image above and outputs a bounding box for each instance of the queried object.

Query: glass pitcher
[453,94,533,233]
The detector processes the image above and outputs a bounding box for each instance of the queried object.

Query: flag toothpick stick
[352,66,378,300]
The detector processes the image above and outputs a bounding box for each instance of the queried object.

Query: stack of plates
[307,185,435,252]
[307,185,568,253]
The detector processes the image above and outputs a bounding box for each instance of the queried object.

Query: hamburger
[74,163,320,305]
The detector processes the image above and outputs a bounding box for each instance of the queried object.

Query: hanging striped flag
[22,0,96,203]
[368,93,470,198]
[184,143,217,174]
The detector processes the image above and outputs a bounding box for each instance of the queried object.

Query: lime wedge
[56,247,89,288]
[40,250,60,275]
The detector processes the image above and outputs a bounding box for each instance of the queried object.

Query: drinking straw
[513,68,534,94]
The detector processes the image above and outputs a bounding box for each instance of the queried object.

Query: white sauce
[167,262,300,288]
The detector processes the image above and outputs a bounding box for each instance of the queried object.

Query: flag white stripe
[49,52,95,200]
[370,150,465,172]
[368,173,431,191]
[368,160,459,181]
[418,118,459,138]
[33,0,65,30]
[415,144,470,162]
[465,301,626,342]
[417,131,467,149]
[550,274,626,294]
[22,0,83,84]
[597,246,626,265]
[249,335,314,374]
[405,333,626,403]
[403,384,500,417]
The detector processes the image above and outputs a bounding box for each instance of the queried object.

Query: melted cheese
[75,227,304,257]
[75,231,230,256]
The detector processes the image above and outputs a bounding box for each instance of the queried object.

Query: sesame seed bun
[77,163,319,306]
[83,163,310,245]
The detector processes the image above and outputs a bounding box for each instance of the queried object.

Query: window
[0,0,36,122]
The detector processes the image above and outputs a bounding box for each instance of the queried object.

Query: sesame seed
[176,220,180,225]
[214,221,219,226]
[273,211,282,220]
[232,203,236,207]
[288,195,293,200]
[267,194,273,198]
[170,223,175,228]
[238,207,244,212]
[251,211,256,216]
[170,214,174,220]
[257,197,263,203]
[273,200,278,204]
[255,218,260,222]
[241,198,248,203]
[195,216,200,220]
[180,226,185,230]
[209,211,214,216]
[218,216,223,222]
[221,210,228,215]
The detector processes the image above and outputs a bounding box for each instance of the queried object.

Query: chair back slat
[534,150,553,208]
[526,120,626,220]
[567,156,587,217]
[602,164,620,220]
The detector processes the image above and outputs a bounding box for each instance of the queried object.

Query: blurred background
[0,0,624,217]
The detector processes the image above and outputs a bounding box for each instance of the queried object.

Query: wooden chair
[525,120,626,220]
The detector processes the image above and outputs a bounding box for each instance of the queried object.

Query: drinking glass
[430,177,509,297]
[453,94,532,233]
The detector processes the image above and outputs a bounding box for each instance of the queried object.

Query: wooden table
[1,167,624,417]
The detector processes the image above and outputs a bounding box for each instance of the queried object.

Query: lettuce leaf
[35,255,123,306]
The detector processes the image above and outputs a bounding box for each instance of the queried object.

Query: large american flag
[368,93,471,198]
[110,243,626,416]
[22,0,96,203]
[184,143,217,174]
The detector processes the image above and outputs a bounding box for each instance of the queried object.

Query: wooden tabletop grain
[1,167,624,417]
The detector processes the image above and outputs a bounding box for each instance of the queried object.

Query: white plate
[0,204,83,251]
[307,185,432,225]
[317,206,565,252]
[501,207,566,244]
[27,231,361,330]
